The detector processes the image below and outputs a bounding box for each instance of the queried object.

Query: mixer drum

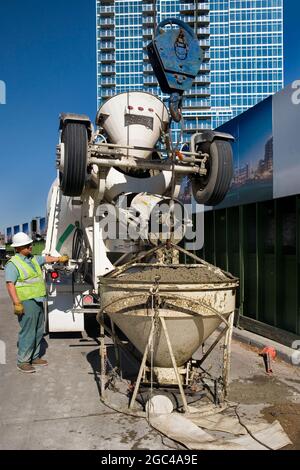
[99,264,238,368]
[96,91,169,159]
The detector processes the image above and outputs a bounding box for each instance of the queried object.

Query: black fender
[59,113,93,140]
[191,130,234,153]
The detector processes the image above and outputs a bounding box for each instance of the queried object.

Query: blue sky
[0,0,299,233]
[0,0,96,233]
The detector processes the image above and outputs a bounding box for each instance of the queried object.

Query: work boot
[31,358,48,366]
[17,363,36,373]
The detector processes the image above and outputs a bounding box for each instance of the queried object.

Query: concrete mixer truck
[44,19,238,407]
[44,90,234,330]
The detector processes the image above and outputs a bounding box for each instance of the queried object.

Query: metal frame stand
[98,309,235,413]
[97,243,237,414]
[127,314,189,412]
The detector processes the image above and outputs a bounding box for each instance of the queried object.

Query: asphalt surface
[0,270,300,450]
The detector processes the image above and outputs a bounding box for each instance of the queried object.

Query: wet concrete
[117,264,232,283]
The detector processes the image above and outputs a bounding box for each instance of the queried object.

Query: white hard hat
[11,232,33,248]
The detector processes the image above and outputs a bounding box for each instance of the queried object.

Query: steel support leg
[160,317,189,413]
[100,322,106,398]
[110,318,120,373]
[129,319,156,410]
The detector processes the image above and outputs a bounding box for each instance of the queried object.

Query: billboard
[273,83,300,198]
[214,81,300,209]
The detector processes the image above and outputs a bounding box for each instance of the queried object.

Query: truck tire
[192,139,233,206]
[60,123,88,197]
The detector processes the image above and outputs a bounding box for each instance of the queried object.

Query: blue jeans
[17,299,45,364]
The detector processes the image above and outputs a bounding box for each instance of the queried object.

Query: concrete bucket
[96,91,169,159]
[99,263,238,368]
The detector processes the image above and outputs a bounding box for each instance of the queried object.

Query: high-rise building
[96,0,211,138]
[96,0,283,133]
[210,0,283,128]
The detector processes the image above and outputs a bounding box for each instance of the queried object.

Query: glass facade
[96,0,283,133]
[210,0,283,128]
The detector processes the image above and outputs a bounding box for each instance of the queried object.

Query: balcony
[183,98,210,109]
[100,53,115,63]
[101,77,116,87]
[100,29,115,39]
[142,28,153,38]
[185,85,211,96]
[182,123,211,134]
[99,18,115,27]
[183,15,209,25]
[143,64,153,73]
[100,88,115,98]
[100,41,115,51]
[198,15,209,24]
[100,66,115,75]
[199,63,210,72]
[142,15,154,25]
[143,75,158,86]
[181,3,196,13]
[194,74,211,85]
[143,84,159,93]
[198,2,209,11]
[199,39,209,49]
[188,83,210,95]
[202,50,210,62]
[181,2,209,9]
[197,27,210,37]
[142,4,155,13]
[99,6,114,16]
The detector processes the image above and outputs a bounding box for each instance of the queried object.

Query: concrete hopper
[99,263,238,368]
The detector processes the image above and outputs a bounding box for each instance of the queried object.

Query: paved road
[0,271,300,450]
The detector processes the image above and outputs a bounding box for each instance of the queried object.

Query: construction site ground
[0,271,300,451]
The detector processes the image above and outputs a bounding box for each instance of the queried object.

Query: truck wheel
[60,123,88,197]
[192,139,233,206]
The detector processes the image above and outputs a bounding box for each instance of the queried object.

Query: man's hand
[14,302,24,316]
[58,255,69,264]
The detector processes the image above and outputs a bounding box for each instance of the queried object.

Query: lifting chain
[148,275,161,399]
[149,275,161,338]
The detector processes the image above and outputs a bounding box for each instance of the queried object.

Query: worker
[5,232,69,373]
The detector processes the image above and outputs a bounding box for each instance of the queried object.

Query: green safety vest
[9,255,46,301]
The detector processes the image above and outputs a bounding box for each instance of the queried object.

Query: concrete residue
[229,374,300,405]
[118,265,232,283]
